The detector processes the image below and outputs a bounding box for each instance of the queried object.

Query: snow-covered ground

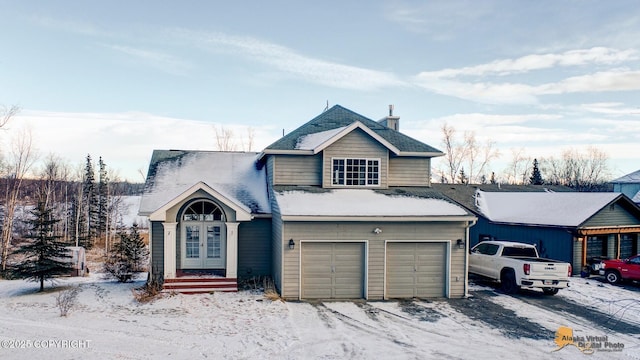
[0,274,638,360]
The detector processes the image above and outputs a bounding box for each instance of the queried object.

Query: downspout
[465,219,477,298]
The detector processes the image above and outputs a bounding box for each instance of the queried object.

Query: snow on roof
[295,126,347,150]
[475,190,620,226]
[633,190,640,203]
[611,169,640,183]
[275,188,470,217]
[139,151,270,215]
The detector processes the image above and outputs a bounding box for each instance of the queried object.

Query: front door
[180,200,227,269]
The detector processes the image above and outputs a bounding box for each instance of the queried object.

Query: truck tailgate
[529,261,570,279]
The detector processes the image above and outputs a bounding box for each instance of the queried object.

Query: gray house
[611,169,640,204]
[139,105,476,300]
[434,184,640,274]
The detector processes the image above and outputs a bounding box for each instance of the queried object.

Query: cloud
[102,44,193,75]
[172,29,406,90]
[578,102,640,116]
[537,69,640,94]
[412,47,640,104]
[418,47,637,78]
[11,110,279,181]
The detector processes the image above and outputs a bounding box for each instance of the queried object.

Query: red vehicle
[599,255,640,284]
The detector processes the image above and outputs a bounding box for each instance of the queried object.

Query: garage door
[301,242,365,299]
[386,242,447,299]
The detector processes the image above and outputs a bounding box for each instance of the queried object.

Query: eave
[147,181,253,222]
[280,215,478,222]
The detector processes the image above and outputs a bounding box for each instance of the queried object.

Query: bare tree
[214,125,257,152]
[214,125,237,151]
[541,147,610,190]
[0,105,19,129]
[439,123,499,183]
[1,127,38,271]
[440,123,468,183]
[504,148,530,184]
[465,132,500,183]
[242,127,256,152]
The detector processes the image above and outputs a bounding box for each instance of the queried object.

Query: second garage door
[301,242,365,299]
[386,242,447,299]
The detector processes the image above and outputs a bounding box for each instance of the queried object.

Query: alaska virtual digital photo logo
[553,326,625,355]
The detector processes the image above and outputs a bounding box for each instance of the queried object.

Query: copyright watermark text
[1,339,92,349]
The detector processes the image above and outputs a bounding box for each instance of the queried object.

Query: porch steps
[162,277,238,294]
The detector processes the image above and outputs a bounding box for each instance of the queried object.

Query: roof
[611,169,640,183]
[138,150,270,216]
[474,190,623,227]
[273,186,475,220]
[432,183,576,213]
[263,105,443,156]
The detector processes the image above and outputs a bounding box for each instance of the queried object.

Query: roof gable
[262,105,442,157]
[295,121,400,155]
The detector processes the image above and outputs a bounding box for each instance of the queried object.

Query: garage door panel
[302,242,365,299]
[386,242,447,299]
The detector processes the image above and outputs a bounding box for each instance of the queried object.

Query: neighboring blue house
[434,184,640,275]
[611,169,640,204]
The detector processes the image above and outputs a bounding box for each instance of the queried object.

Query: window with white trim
[332,158,380,186]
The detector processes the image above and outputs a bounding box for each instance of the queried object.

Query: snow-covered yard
[0,273,638,360]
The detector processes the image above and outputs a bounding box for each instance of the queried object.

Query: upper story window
[332,158,380,186]
[182,200,224,221]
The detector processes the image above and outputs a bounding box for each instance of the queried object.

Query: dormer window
[332,158,380,186]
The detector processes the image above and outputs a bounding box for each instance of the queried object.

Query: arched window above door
[182,200,225,221]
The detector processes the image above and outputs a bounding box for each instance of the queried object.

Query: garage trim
[298,240,369,300]
[383,240,451,300]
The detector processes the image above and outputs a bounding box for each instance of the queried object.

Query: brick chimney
[378,104,400,131]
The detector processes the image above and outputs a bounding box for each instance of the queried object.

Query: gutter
[465,219,478,298]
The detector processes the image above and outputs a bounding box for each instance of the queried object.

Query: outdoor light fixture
[456,239,465,249]
[373,227,382,234]
[288,239,295,250]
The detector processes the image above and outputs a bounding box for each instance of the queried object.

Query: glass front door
[180,201,226,269]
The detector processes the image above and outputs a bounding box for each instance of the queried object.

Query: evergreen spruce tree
[12,202,72,291]
[97,157,109,240]
[128,223,148,272]
[104,223,149,282]
[529,158,544,185]
[82,154,98,248]
[458,167,468,184]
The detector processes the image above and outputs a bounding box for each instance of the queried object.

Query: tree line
[436,123,612,191]
[0,106,145,275]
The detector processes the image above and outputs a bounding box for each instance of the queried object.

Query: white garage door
[301,242,365,299]
[386,242,447,299]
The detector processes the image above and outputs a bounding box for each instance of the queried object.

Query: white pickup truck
[469,241,572,295]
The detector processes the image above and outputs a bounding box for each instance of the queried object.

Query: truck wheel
[605,270,621,284]
[542,288,559,295]
[500,270,519,294]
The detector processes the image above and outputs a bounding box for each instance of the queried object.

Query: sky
[1,1,640,182]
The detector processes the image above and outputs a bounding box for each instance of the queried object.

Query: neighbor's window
[332,158,380,186]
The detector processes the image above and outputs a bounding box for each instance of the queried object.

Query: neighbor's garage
[301,242,365,299]
[385,242,447,299]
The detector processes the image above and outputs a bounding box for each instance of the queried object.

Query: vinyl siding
[469,218,574,264]
[582,203,640,227]
[281,221,468,300]
[237,218,272,279]
[572,237,583,275]
[150,221,164,279]
[388,157,431,186]
[273,154,322,186]
[322,129,389,188]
